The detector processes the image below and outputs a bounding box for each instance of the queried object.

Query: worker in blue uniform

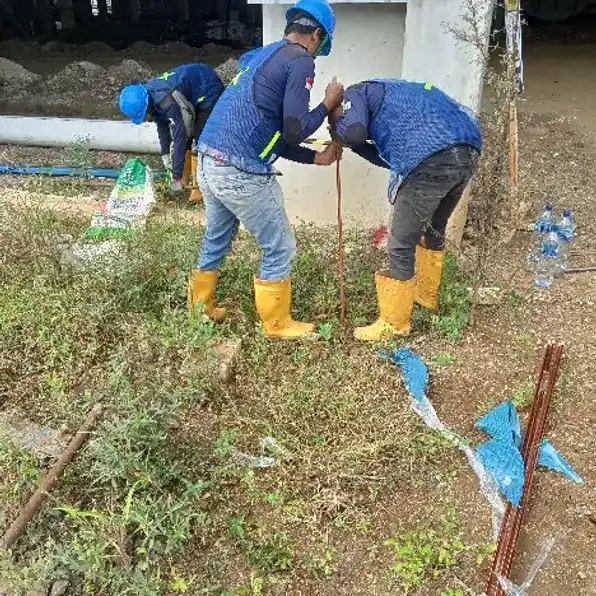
[189,0,344,340]
[329,79,482,341]
[118,63,224,200]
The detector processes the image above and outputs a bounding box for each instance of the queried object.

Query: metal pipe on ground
[0,116,160,153]
[484,343,564,596]
[0,404,104,550]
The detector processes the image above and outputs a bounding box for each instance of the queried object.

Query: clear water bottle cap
[563,209,571,217]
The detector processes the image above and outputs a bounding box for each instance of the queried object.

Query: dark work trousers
[388,145,480,280]
[190,106,214,152]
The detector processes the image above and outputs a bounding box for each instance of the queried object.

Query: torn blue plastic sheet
[539,439,584,484]
[477,437,525,507]
[379,348,428,402]
[476,400,522,447]
[380,348,506,538]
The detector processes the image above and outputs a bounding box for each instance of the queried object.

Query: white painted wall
[401,0,494,111]
[262,2,407,227]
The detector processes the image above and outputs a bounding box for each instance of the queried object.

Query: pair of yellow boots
[353,244,443,341]
[182,150,202,203]
[187,245,444,341]
[188,273,314,339]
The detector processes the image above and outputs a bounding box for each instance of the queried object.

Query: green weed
[432,253,471,341]
[512,378,534,409]
[433,351,456,365]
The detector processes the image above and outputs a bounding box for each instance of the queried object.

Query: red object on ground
[372,225,388,249]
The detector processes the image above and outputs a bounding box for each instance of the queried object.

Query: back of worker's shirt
[199,40,326,173]
[146,64,224,179]
[335,80,482,199]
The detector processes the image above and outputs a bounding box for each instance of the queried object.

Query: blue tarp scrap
[477,402,584,486]
[477,437,526,507]
[379,348,428,403]
[539,439,584,484]
[476,400,522,447]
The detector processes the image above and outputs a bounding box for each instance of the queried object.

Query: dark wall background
[0,0,261,48]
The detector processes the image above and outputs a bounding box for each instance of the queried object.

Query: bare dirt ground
[1,33,596,596]
[0,40,242,119]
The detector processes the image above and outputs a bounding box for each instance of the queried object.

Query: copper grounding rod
[484,343,564,595]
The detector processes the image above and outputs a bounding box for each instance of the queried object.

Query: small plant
[384,527,466,592]
[433,352,456,365]
[62,136,96,178]
[432,253,471,342]
[318,321,335,341]
[512,378,534,409]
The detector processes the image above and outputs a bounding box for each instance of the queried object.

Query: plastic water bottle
[535,227,561,289]
[535,204,554,233]
[557,209,575,272]
[528,204,554,264]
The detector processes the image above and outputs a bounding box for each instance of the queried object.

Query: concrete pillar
[57,0,77,29]
[258,2,407,228]
[401,0,494,248]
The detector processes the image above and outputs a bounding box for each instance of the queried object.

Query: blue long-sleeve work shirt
[200,41,327,171]
[255,42,327,164]
[334,80,482,195]
[145,63,223,179]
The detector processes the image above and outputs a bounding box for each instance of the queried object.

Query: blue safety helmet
[286,0,335,57]
[119,84,149,125]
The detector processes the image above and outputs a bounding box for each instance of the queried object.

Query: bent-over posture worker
[119,63,224,199]
[330,79,482,341]
[189,0,344,340]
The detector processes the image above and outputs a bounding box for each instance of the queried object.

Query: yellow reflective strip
[160,71,175,81]
[259,131,282,159]
[424,82,433,91]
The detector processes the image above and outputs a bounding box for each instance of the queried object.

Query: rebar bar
[485,343,563,595]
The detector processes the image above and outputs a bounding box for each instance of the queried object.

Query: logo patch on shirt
[341,100,352,112]
[305,77,314,91]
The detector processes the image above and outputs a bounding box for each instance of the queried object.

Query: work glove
[170,178,184,194]
[161,154,172,170]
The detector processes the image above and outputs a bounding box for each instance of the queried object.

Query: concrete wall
[258,0,493,230]
[261,2,407,227]
[401,0,494,111]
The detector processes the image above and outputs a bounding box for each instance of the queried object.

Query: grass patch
[0,204,486,594]
[432,253,471,341]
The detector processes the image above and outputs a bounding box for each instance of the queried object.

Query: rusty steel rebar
[485,343,563,595]
[0,404,104,550]
[336,157,346,326]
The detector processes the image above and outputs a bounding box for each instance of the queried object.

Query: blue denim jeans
[197,154,296,281]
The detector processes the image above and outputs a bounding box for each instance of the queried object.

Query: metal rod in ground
[0,404,104,550]
[562,266,596,274]
[485,344,563,595]
[336,158,347,325]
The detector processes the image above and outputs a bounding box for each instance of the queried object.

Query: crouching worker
[118,63,224,200]
[189,0,344,340]
[329,79,482,341]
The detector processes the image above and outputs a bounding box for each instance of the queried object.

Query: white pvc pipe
[0,116,161,153]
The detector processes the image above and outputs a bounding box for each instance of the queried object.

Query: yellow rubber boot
[188,270,226,322]
[353,273,415,341]
[182,150,192,186]
[189,154,203,203]
[415,245,445,311]
[254,278,315,340]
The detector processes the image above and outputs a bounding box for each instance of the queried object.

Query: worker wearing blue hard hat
[328,79,482,341]
[189,0,344,340]
[119,63,224,200]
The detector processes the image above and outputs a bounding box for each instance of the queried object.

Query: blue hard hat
[286,0,335,56]
[119,84,149,125]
